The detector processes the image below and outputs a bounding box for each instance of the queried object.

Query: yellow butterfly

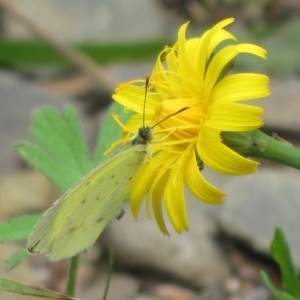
[27,125,152,261]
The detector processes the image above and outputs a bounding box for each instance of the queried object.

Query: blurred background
[1,0,300,299]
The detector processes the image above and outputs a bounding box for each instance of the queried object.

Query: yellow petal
[208,102,264,131]
[214,73,270,102]
[184,150,224,203]
[163,154,188,232]
[197,126,259,174]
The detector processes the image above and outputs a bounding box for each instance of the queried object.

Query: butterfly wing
[28,144,146,261]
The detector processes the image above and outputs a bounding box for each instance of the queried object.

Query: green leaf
[271,228,300,297]
[77,40,169,64]
[5,248,28,271]
[15,107,93,193]
[0,214,40,270]
[260,271,297,300]
[261,228,300,300]
[0,214,40,242]
[103,248,114,300]
[0,278,78,299]
[0,38,168,66]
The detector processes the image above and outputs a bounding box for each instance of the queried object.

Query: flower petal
[150,171,169,234]
[214,74,270,103]
[185,149,225,203]
[208,102,264,131]
[198,126,259,174]
[163,154,188,232]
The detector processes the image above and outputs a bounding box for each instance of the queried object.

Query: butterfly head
[132,126,152,145]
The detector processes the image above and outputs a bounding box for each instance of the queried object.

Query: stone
[77,272,140,300]
[0,171,58,218]
[217,167,300,267]
[259,77,300,130]
[101,198,230,287]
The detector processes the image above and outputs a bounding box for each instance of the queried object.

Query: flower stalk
[223,130,300,170]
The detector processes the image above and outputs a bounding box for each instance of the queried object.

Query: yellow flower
[112,18,270,234]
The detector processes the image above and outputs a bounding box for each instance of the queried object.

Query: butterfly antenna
[151,106,189,129]
[143,75,150,129]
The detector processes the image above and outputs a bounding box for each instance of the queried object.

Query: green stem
[222,130,300,170]
[66,256,79,296]
[103,248,114,300]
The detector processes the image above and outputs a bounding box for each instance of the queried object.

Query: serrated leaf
[271,228,300,297]
[5,248,28,271]
[0,278,78,299]
[15,141,65,191]
[15,107,93,192]
[0,214,40,242]
[29,107,91,180]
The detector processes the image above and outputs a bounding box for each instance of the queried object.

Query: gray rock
[257,77,300,130]
[78,272,140,300]
[217,167,300,267]
[0,171,58,217]
[149,283,199,300]
[5,0,168,41]
[241,286,270,300]
[101,199,230,287]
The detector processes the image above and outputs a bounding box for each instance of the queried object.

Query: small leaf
[271,228,300,297]
[5,248,28,271]
[15,141,65,190]
[15,107,93,193]
[260,270,297,300]
[0,214,40,242]
[29,107,92,185]
[0,278,78,299]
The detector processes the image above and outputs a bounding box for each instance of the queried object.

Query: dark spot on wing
[96,217,104,224]
[68,226,77,234]
[97,196,105,202]
[81,198,86,205]
[86,181,91,186]
[110,174,115,180]
[128,176,133,181]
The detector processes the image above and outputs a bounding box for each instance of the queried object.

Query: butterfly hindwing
[28,144,146,261]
